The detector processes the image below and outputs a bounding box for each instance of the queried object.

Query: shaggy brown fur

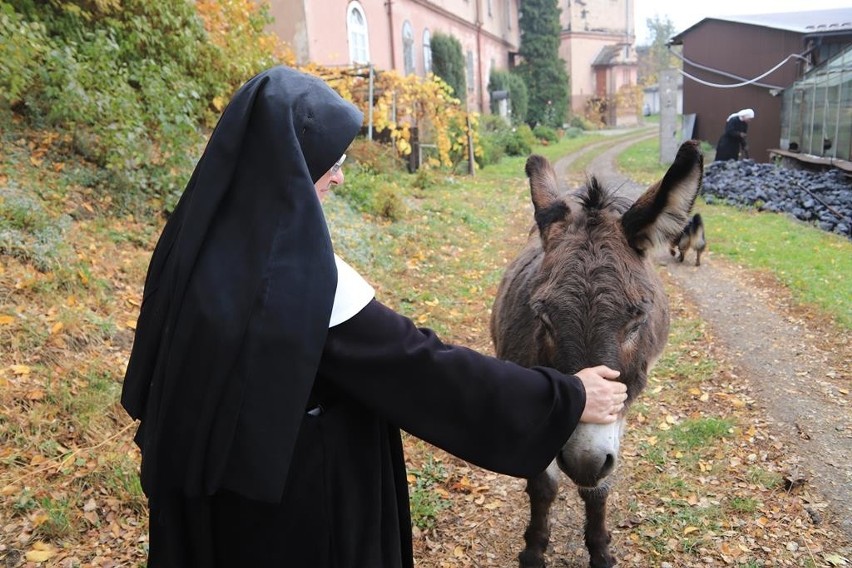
[491,141,704,568]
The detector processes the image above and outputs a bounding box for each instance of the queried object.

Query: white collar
[329,255,375,327]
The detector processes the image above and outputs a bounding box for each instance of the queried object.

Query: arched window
[402,21,415,75]
[347,2,370,64]
[423,29,432,75]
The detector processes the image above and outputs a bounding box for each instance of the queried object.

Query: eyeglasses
[330,153,346,175]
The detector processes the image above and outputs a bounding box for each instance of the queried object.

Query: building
[264,0,520,113]
[670,8,852,164]
[263,0,638,123]
[559,0,639,125]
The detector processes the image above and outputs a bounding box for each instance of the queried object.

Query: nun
[121,65,627,567]
[715,108,755,161]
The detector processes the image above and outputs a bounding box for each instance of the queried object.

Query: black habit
[121,66,588,567]
[715,115,749,161]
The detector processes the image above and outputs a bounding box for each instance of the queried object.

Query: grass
[407,453,451,530]
[700,202,852,328]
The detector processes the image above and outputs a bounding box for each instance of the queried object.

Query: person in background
[715,108,755,160]
[120,65,628,567]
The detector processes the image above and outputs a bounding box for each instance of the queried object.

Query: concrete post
[660,69,679,165]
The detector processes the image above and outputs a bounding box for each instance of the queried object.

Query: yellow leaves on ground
[25,542,57,562]
[9,364,31,376]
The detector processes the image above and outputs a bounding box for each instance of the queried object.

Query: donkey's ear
[620,140,703,252]
[526,155,570,246]
[526,155,561,211]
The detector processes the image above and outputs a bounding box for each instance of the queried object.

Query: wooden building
[670,8,852,163]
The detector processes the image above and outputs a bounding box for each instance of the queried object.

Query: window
[402,20,415,75]
[347,2,370,65]
[423,29,432,75]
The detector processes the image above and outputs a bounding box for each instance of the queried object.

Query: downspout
[476,0,485,112]
[386,0,397,71]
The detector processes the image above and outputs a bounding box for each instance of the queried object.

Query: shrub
[0,0,288,203]
[487,69,528,124]
[505,124,536,156]
[532,124,559,144]
[333,166,406,221]
[430,32,466,103]
[346,137,407,176]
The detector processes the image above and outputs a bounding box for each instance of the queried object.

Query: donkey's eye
[624,315,647,341]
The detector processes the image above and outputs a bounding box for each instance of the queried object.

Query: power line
[669,49,809,90]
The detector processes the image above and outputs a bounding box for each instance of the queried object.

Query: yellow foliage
[190,3,477,167]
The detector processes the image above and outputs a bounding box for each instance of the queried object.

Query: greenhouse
[780,44,852,165]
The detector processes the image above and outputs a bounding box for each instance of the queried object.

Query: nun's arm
[316,299,585,478]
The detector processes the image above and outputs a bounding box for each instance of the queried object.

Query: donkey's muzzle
[556,420,624,487]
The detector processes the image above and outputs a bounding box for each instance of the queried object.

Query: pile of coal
[702,159,852,239]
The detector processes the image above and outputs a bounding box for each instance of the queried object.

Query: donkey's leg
[695,248,702,266]
[519,467,558,568]
[578,486,615,568]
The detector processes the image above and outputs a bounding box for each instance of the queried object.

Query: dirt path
[583,138,852,538]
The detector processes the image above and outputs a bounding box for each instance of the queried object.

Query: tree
[516,0,569,127]
[487,69,528,124]
[430,32,466,104]
[637,15,681,86]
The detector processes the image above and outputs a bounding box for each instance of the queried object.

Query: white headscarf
[727,108,755,121]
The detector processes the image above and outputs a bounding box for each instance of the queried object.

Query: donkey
[491,140,704,568]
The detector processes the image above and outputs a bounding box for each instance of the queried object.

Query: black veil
[121,66,363,503]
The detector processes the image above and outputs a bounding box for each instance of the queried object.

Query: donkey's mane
[576,177,632,215]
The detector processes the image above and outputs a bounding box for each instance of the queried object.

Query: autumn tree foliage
[636,15,681,86]
[516,0,569,127]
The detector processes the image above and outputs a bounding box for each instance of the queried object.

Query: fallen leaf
[26,549,57,562]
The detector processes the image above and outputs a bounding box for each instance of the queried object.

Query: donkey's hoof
[589,554,616,568]
[518,550,545,568]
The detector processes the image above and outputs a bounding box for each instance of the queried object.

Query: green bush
[476,114,511,167]
[333,166,406,222]
[0,4,48,103]
[475,115,539,166]
[532,124,559,144]
[430,32,466,103]
[505,124,535,156]
[487,69,528,124]
[0,0,282,204]
[569,115,598,131]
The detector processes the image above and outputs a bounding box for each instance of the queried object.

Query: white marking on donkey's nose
[557,418,625,487]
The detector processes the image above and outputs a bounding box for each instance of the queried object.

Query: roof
[591,44,636,67]
[671,8,852,42]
